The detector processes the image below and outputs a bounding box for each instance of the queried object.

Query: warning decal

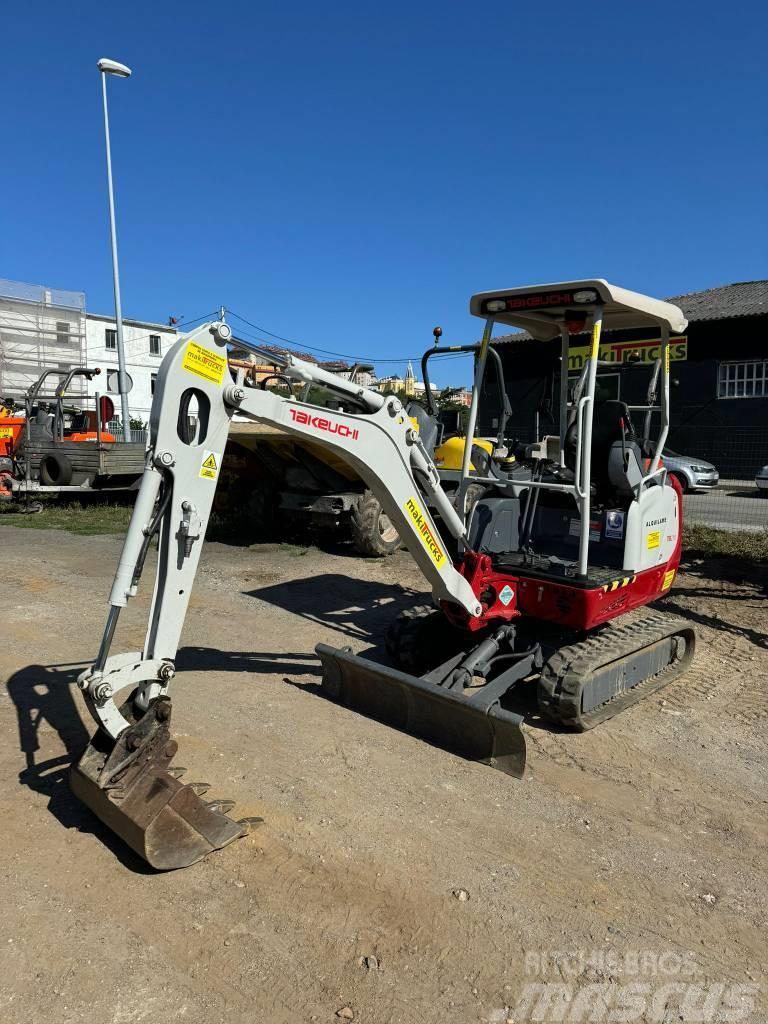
[182,341,227,385]
[403,496,445,567]
[647,530,661,550]
[661,569,675,591]
[200,451,220,480]
[0,426,14,439]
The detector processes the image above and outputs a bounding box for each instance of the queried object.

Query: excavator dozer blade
[69,697,248,871]
[316,644,526,777]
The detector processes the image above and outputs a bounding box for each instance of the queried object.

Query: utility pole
[98,57,133,440]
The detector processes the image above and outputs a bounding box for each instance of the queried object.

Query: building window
[56,320,70,344]
[567,373,620,403]
[151,372,158,395]
[149,334,161,356]
[718,360,767,399]
[105,328,117,350]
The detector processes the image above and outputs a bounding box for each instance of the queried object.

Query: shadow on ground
[6,662,155,873]
[177,646,322,676]
[657,598,768,651]
[245,573,419,642]
[679,555,768,596]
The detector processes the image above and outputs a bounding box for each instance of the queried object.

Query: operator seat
[565,400,644,500]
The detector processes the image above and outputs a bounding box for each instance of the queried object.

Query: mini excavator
[72,280,695,869]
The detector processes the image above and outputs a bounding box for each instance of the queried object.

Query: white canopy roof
[469,279,688,340]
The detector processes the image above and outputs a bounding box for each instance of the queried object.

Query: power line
[226,309,473,366]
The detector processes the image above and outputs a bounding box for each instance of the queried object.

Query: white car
[756,465,768,494]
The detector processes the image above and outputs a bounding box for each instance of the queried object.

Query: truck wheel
[385,603,463,675]
[39,452,72,486]
[350,490,401,557]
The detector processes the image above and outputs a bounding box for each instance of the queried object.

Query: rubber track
[538,613,696,731]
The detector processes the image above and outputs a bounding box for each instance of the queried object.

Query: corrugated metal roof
[491,280,768,344]
[665,280,768,322]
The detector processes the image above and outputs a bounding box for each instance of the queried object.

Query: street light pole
[98,57,133,442]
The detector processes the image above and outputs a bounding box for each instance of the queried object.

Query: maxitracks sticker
[200,451,220,480]
[403,496,445,567]
[182,341,227,385]
[647,530,661,550]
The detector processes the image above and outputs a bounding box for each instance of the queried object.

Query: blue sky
[2,0,766,386]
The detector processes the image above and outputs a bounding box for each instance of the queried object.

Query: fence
[666,425,767,534]
[106,420,148,446]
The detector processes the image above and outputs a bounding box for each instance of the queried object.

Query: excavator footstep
[316,643,526,777]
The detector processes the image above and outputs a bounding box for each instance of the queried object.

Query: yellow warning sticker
[647,530,661,550]
[664,344,670,375]
[403,495,445,567]
[200,451,219,480]
[661,569,675,590]
[590,323,600,359]
[0,426,14,439]
[182,341,227,385]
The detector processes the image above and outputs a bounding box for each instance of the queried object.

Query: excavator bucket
[69,696,253,870]
[316,644,526,777]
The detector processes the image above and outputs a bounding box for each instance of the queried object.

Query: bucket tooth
[168,767,187,778]
[187,782,211,796]
[316,644,526,777]
[238,817,265,833]
[206,799,236,814]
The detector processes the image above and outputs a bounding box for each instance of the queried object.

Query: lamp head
[97,58,132,78]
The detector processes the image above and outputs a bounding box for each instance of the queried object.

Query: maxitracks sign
[567,336,688,372]
[404,496,445,567]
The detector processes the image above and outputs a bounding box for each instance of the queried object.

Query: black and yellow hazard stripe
[601,575,637,593]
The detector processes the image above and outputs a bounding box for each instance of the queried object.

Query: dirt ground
[1,525,766,1024]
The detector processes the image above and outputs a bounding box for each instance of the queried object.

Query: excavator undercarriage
[70,280,697,869]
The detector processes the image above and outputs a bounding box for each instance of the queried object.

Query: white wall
[85,315,177,424]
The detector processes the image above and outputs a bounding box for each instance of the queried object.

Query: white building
[0,279,88,400]
[85,313,177,425]
[0,278,176,426]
